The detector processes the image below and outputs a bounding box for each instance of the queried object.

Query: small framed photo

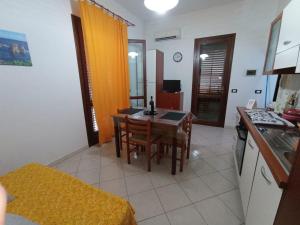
[246,99,257,109]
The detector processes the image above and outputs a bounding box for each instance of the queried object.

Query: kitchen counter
[237,107,293,188]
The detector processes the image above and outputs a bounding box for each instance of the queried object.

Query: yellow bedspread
[0,164,137,225]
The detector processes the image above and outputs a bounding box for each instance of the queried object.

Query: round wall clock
[173,52,183,62]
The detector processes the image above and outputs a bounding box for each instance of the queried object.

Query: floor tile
[195,197,240,225]
[204,156,232,171]
[129,190,164,221]
[55,158,80,174]
[156,184,191,212]
[190,159,216,176]
[200,172,235,195]
[78,158,100,172]
[149,168,176,188]
[173,166,198,182]
[218,189,244,222]
[219,168,238,187]
[100,178,127,197]
[100,163,124,182]
[180,177,215,203]
[76,168,100,184]
[126,174,153,195]
[138,214,170,225]
[167,205,206,225]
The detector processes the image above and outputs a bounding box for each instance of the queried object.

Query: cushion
[6,214,38,225]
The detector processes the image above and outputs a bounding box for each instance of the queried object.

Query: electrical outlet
[231,89,238,93]
[255,90,262,94]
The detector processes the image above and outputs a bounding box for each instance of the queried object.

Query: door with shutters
[192,34,235,127]
[72,15,99,146]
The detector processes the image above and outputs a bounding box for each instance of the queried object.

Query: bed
[0,163,136,225]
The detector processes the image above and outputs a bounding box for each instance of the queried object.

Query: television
[163,80,181,93]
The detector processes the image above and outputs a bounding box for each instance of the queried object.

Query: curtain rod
[88,0,135,27]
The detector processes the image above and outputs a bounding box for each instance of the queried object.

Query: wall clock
[173,52,183,62]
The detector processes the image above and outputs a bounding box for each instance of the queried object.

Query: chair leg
[157,142,161,164]
[127,143,131,164]
[146,145,151,172]
[166,145,169,155]
[187,139,191,159]
[180,144,186,172]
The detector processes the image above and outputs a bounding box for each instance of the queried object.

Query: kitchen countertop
[237,107,292,188]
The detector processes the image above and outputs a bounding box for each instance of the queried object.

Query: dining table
[112,108,189,175]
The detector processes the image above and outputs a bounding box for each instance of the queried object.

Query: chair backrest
[125,116,152,142]
[183,112,193,136]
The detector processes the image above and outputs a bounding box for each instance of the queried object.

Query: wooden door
[71,15,98,146]
[128,39,147,107]
[192,34,235,127]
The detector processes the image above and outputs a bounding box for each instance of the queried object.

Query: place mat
[119,108,143,115]
[160,112,186,121]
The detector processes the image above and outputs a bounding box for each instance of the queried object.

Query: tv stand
[157,92,184,110]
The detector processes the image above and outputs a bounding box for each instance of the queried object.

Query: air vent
[154,29,181,42]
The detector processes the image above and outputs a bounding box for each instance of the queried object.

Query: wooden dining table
[112,108,189,175]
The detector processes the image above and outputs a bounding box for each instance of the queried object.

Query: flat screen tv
[163,80,181,93]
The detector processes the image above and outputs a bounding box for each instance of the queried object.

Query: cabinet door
[246,154,282,225]
[239,133,259,216]
[277,0,300,53]
[274,46,299,69]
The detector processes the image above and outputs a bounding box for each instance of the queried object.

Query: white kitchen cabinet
[246,154,283,225]
[239,133,259,216]
[274,45,299,69]
[276,0,300,54]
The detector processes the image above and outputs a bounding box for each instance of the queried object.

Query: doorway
[72,15,99,146]
[191,34,236,127]
[128,39,147,107]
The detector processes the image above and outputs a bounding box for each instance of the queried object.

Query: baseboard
[48,145,89,167]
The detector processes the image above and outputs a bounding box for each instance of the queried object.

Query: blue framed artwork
[0,29,32,66]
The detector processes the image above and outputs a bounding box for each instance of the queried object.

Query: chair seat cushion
[129,134,160,144]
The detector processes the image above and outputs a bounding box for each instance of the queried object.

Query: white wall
[0,0,88,175]
[145,0,285,126]
[70,0,145,39]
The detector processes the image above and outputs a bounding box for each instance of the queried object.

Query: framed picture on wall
[0,29,32,66]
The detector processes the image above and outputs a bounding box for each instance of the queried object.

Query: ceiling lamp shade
[144,0,179,14]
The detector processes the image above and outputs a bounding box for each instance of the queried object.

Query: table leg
[172,136,177,175]
[113,118,121,158]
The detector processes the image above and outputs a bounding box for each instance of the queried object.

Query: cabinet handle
[283,40,292,46]
[248,140,254,150]
[261,166,272,185]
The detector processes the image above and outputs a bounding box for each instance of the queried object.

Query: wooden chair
[117,109,127,150]
[125,116,161,172]
[159,112,193,172]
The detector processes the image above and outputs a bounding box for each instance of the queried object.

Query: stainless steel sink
[257,126,300,173]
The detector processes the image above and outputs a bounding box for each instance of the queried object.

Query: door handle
[261,166,272,185]
[283,40,292,46]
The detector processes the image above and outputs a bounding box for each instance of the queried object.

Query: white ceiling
[114,0,243,21]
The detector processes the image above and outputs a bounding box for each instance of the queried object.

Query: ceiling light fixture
[144,0,179,14]
[200,54,209,60]
[128,51,139,59]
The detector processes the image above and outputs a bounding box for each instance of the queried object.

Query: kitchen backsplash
[274,74,300,113]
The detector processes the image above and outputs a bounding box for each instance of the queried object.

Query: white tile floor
[53,125,245,225]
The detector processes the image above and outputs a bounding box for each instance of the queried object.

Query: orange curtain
[80,1,130,143]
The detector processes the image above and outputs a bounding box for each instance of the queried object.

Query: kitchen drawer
[274,46,299,70]
[276,0,300,53]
